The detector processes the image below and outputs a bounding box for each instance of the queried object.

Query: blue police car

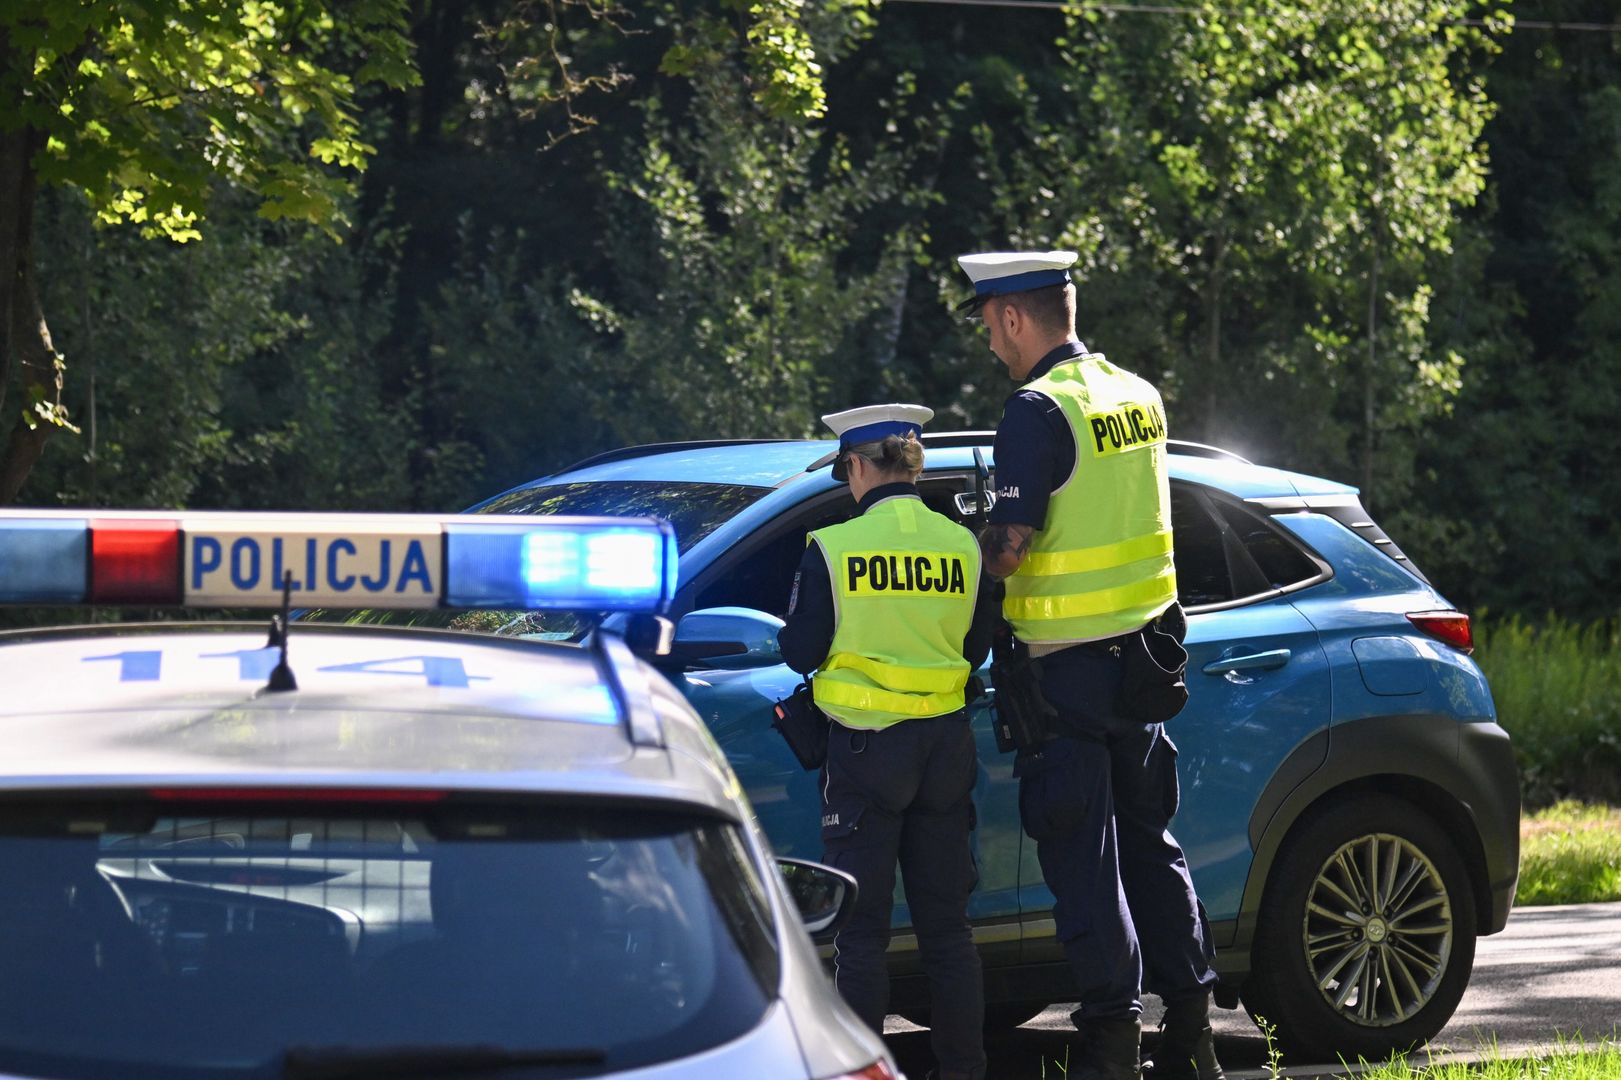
[459,434,1520,1062]
[0,511,901,1080]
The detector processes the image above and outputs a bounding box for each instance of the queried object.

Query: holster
[989,631,1059,754]
[771,682,829,770]
[1115,600,1191,724]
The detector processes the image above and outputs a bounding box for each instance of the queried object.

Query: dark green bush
[1475,618,1621,810]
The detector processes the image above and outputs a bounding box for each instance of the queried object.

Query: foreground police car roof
[0,511,897,1080]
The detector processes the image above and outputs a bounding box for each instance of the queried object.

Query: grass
[1345,1037,1621,1080]
[1473,618,1621,808]
[1067,1025,1621,1080]
[1516,801,1621,905]
[1238,1020,1621,1080]
[1040,1026,1621,1080]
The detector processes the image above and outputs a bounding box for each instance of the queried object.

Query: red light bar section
[148,788,448,803]
[89,519,181,604]
[1407,610,1474,654]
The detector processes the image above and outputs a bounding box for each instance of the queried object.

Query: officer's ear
[999,297,1024,336]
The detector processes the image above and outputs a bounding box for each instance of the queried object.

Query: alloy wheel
[1300,831,1454,1027]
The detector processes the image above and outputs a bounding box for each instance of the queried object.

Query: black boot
[1143,993,1225,1080]
[1070,1015,1143,1080]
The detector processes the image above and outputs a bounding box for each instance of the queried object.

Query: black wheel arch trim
[1228,714,1519,972]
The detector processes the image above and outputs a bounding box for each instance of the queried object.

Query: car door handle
[1202,649,1292,675]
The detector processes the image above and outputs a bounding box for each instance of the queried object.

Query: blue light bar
[0,518,89,602]
[443,518,678,610]
[0,511,679,613]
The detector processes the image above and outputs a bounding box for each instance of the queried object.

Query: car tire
[1241,793,1477,1062]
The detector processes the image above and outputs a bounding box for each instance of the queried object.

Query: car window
[0,801,777,1078]
[695,498,852,616]
[1171,485,1236,607]
[692,477,972,617]
[1213,500,1322,591]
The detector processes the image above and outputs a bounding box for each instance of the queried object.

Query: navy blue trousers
[1016,644,1217,1021]
[820,712,985,1080]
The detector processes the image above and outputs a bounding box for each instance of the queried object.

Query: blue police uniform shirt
[987,341,1089,531]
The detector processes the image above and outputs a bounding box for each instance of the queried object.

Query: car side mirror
[777,857,858,945]
[593,613,675,659]
[670,607,784,669]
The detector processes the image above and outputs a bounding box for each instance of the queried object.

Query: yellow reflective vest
[1004,353,1178,645]
[809,494,982,730]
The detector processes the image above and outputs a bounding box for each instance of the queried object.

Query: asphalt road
[882,903,1621,1079]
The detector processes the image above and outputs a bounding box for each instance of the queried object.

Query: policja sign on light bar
[185,517,441,605]
[0,511,678,612]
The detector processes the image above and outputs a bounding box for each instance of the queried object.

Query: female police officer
[778,404,999,1080]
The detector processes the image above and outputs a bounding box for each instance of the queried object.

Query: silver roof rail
[1167,439,1252,464]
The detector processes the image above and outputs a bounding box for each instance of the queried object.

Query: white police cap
[821,403,935,448]
[954,250,1078,312]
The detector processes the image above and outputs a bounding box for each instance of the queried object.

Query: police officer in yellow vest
[779,404,999,1080]
[955,252,1224,1080]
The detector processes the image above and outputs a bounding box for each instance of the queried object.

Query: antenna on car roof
[263,572,298,693]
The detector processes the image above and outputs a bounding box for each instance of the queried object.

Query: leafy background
[5,0,1618,629]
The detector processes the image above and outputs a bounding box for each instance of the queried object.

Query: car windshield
[0,800,778,1079]
[319,480,769,639]
[477,480,768,549]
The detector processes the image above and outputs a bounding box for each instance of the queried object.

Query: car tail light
[1407,610,1473,654]
[824,1063,901,1080]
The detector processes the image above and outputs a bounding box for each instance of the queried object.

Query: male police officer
[779,404,999,1080]
[955,252,1224,1080]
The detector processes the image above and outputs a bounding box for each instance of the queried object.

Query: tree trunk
[1363,227,1381,512]
[384,0,473,507]
[0,114,64,505]
[1203,230,1226,443]
[81,211,98,504]
[0,29,21,427]
[876,253,910,372]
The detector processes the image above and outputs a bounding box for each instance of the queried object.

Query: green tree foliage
[403,7,934,502]
[1043,1,1500,511]
[14,0,1621,625]
[0,0,418,502]
[27,185,416,511]
[340,0,904,506]
[583,69,929,441]
[1403,0,1621,619]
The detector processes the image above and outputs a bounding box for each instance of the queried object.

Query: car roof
[501,440,832,491]
[0,622,743,819]
[496,433,1358,502]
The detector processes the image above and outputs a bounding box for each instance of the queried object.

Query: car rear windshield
[0,800,778,1079]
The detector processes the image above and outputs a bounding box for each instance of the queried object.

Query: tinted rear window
[1171,486,1235,607]
[1214,501,1321,591]
[0,801,777,1078]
